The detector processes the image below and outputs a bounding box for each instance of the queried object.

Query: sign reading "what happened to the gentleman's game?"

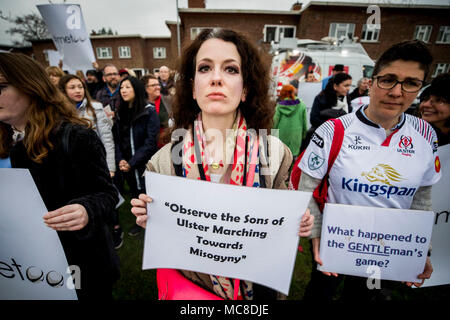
[142,172,312,295]
[319,203,434,283]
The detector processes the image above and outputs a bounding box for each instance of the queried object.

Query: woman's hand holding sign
[131,193,153,228]
[299,209,314,238]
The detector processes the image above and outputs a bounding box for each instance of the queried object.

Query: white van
[271,38,375,96]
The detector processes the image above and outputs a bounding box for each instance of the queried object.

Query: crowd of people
[0,27,449,300]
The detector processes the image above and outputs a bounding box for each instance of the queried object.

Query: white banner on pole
[319,203,434,283]
[46,49,75,74]
[298,82,322,129]
[0,169,77,300]
[142,172,312,295]
[37,4,95,73]
[421,144,450,287]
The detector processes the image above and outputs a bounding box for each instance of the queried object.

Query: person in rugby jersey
[299,40,441,300]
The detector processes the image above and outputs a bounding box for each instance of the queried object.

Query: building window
[436,26,450,44]
[263,25,296,43]
[190,27,213,40]
[153,47,166,59]
[96,47,112,59]
[361,24,380,42]
[414,25,432,43]
[118,46,131,58]
[432,63,450,78]
[329,23,355,39]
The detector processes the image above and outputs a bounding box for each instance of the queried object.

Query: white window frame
[190,27,213,40]
[432,63,450,78]
[118,46,131,58]
[361,24,380,42]
[329,23,355,40]
[263,25,296,43]
[414,25,432,43]
[153,47,166,59]
[436,26,450,44]
[96,47,112,59]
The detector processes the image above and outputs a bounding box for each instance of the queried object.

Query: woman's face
[193,38,246,119]
[420,95,450,127]
[49,74,61,86]
[0,74,30,131]
[65,78,85,103]
[334,79,352,97]
[120,79,135,103]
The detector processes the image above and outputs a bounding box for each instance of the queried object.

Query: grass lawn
[111,187,450,300]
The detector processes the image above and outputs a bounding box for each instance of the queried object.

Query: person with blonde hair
[45,65,65,86]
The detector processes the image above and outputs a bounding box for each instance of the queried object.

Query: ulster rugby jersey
[299,107,442,209]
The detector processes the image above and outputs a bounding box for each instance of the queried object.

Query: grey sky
[0,0,448,45]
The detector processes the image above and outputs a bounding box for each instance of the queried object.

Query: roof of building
[178,8,300,15]
[301,1,450,12]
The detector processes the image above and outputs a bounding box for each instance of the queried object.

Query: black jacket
[113,106,160,190]
[10,123,120,299]
[310,94,352,128]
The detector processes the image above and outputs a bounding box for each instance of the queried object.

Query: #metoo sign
[37,4,95,72]
[0,169,77,300]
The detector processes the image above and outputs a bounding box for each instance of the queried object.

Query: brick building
[29,0,449,79]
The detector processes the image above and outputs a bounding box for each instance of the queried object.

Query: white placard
[319,203,434,282]
[46,49,75,74]
[37,4,95,73]
[142,172,312,295]
[297,82,322,129]
[421,144,450,287]
[0,169,77,300]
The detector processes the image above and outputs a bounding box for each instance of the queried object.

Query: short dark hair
[86,69,96,76]
[140,73,158,86]
[373,40,433,80]
[333,64,344,72]
[425,72,450,103]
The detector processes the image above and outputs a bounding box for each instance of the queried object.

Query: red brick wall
[179,11,300,65]
[30,5,449,79]
[299,5,450,68]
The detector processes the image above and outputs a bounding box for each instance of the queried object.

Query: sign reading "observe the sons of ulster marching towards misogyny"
[142,172,312,295]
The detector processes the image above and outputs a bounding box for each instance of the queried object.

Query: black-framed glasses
[373,75,424,93]
[104,72,119,77]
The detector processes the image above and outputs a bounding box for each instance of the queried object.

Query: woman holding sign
[130,28,314,300]
[298,40,441,300]
[0,53,120,300]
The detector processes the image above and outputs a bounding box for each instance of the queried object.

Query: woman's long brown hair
[0,52,89,163]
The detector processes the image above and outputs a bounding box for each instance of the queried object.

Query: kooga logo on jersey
[341,164,416,198]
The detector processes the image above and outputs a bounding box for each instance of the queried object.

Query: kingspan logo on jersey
[341,164,416,198]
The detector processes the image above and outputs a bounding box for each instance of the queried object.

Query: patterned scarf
[182,110,260,300]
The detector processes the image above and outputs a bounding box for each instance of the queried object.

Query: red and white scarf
[181,110,260,299]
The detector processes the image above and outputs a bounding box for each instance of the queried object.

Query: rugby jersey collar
[356,105,406,132]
